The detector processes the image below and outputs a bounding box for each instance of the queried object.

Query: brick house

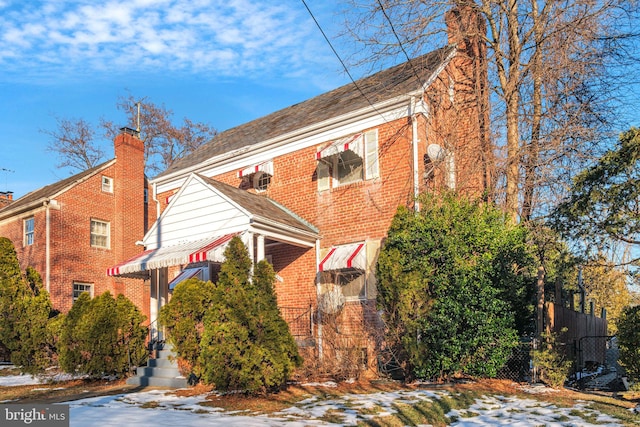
[109,7,492,371]
[0,128,154,318]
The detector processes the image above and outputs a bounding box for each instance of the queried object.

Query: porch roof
[107,233,237,278]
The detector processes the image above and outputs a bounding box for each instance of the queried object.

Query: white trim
[154,95,422,195]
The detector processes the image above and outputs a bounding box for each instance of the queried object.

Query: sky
[0,0,355,199]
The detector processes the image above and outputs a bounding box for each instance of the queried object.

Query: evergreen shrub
[58,291,147,378]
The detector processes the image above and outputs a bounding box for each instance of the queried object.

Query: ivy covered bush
[376,192,536,381]
[161,236,302,394]
[58,291,147,378]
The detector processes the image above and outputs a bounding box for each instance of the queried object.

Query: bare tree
[43,117,105,170]
[102,95,218,177]
[342,0,639,222]
[44,95,217,176]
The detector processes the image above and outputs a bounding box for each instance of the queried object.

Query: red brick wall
[0,132,153,320]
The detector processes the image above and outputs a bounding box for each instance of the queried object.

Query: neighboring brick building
[109,7,492,372]
[0,128,155,318]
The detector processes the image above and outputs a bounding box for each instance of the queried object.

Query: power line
[376,0,428,91]
[299,0,386,119]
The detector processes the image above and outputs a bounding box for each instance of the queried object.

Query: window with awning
[316,130,379,191]
[237,160,273,191]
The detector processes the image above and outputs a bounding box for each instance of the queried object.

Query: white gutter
[315,238,323,360]
[44,199,60,292]
[45,202,50,292]
[411,97,420,212]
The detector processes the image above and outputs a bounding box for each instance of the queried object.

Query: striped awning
[316,133,363,160]
[107,233,237,277]
[319,242,366,272]
[237,160,274,178]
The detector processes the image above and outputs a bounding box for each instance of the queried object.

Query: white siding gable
[144,175,250,249]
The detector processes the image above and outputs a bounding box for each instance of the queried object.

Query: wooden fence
[545,302,608,366]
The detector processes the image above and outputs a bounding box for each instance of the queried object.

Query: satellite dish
[318,285,345,314]
[427,144,446,162]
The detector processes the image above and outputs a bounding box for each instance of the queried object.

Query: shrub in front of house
[376,192,536,381]
[0,238,56,374]
[162,236,302,393]
[159,277,216,376]
[58,291,147,378]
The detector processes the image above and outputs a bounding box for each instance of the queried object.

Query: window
[253,171,271,191]
[102,176,113,193]
[73,282,93,302]
[90,219,110,248]
[144,188,149,204]
[317,129,379,190]
[337,272,370,301]
[24,217,34,246]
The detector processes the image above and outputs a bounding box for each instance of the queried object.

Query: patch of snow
[300,381,338,387]
[0,373,42,386]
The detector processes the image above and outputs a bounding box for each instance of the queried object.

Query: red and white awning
[237,160,274,178]
[316,133,363,160]
[107,233,237,277]
[319,242,366,272]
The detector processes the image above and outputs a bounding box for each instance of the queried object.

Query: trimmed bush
[199,256,302,393]
[159,276,216,376]
[0,238,56,373]
[162,236,302,393]
[58,291,147,378]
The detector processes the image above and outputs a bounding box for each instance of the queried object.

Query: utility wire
[376,0,428,90]
[299,0,387,120]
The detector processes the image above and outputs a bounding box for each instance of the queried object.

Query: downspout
[411,97,420,212]
[315,239,323,360]
[45,201,50,293]
[43,198,60,293]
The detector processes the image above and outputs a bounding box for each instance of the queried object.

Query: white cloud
[0,0,335,83]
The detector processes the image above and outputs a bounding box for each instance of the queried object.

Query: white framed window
[317,129,379,190]
[90,219,110,248]
[102,176,113,193]
[73,282,93,302]
[24,217,34,246]
[253,171,271,191]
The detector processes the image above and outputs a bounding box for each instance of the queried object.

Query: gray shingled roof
[0,160,114,219]
[198,174,318,236]
[156,46,455,179]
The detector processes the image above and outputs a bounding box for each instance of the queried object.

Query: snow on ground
[0,365,83,388]
[59,387,627,427]
[0,372,631,426]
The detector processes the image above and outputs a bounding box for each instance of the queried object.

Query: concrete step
[147,358,177,368]
[126,375,188,388]
[127,341,187,389]
[156,349,177,359]
[136,366,182,378]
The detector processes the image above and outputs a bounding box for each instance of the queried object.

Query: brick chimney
[113,127,145,265]
[444,4,494,199]
[0,191,14,208]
